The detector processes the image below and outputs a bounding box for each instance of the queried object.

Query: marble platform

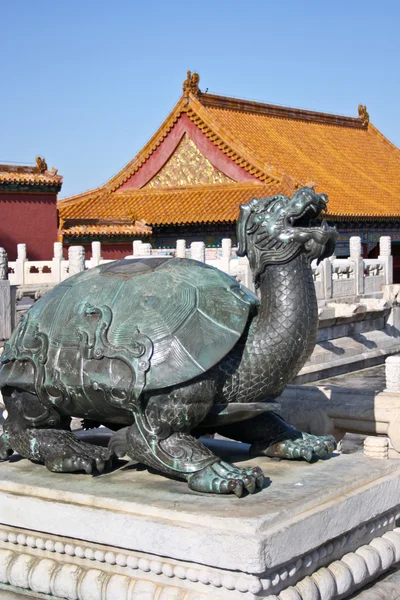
[1,440,400,599]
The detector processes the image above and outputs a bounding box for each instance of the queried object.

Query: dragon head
[237,187,337,284]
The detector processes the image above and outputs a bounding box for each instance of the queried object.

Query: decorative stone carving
[133,240,142,256]
[364,263,383,277]
[333,264,354,279]
[0,248,8,281]
[176,239,186,258]
[379,236,392,257]
[1,521,400,600]
[53,242,63,259]
[17,244,26,261]
[91,241,102,266]
[68,245,85,275]
[349,236,362,260]
[364,437,389,459]
[138,243,152,256]
[190,240,205,262]
[385,355,400,392]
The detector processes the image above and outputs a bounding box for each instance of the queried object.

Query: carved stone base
[1,440,400,599]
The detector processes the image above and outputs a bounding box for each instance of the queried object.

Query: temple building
[58,72,400,272]
[0,157,62,260]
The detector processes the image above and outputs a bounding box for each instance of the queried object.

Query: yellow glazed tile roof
[62,220,152,238]
[59,74,400,223]
[0,158,62,189]
[59,182,291,227]
[200,95,400,218]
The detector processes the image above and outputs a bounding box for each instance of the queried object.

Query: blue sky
[1,0,399,199]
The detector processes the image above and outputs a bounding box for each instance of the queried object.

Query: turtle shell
[8,258,258,391]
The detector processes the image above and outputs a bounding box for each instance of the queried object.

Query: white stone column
[221,238,232,274]
[0,248,8,281]
[349,236,364,296]
[133,241,142,256]
[176,240,186,259]
[379,236,393,285]
[68,246,86,276]
[190,242,205,262]
[91,241,102,267]
[15,243,27,285]
[322,257,332,300]
[385,355,400,392]
[52,242,63,283]
[0,247,11,340]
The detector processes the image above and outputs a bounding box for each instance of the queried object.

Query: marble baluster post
[176,240,186,259]
[52,242,63,283]
[349,236,364,296]
[0,248,11,340]
[15,244,26,286]
[138,243,152,257]
[379,236,393,285]
[133,241,142,257]
[91,241,102,267]
[68,246,86,277]
[221,239,232,274]
[190,242,205,262]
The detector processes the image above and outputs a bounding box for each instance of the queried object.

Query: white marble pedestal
[0,439,400,599]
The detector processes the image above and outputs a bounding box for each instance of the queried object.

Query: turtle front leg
[215,412,336,462]
[109,424,263,497]
[108,377,264,497]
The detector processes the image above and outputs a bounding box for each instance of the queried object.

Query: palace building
[58,72,400,271]
[0,157,62,260]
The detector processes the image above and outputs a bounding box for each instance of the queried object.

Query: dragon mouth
[285,196,328,229]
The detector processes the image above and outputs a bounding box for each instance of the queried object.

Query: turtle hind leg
[1,387,110,474]
[214,412,336,462]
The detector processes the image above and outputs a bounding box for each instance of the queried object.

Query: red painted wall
[0,192,58,260]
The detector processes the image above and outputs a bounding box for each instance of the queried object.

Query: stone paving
[307,364,386,392]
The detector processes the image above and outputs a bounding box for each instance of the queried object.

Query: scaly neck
[238,252,319,401]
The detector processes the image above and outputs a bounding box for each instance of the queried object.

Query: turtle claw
[232,480,244,498]
[255,432,337,462]
[188,460,264,496]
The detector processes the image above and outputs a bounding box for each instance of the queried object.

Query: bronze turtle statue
[0,187,337,496]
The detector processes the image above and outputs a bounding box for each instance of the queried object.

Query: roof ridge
[116,181,267,195]
[105,96,188,193]
[198,93,366,129]
[186,95,290,184]
[368,123,400,153]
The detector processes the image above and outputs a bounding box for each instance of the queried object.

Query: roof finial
[35,156,47,173]
[183,71,200,98]
[358,104,369,126]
